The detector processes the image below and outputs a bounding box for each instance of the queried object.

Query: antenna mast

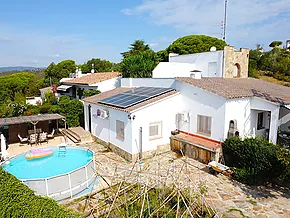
[223,0,228,41]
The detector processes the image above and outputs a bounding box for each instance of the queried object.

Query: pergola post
[56,119,59,134]
[31,121,39,145]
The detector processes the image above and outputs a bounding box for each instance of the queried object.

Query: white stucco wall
[169,51,224,77]
[174,80,227,142]
[92,76,121,92]
[130,94,182,154]
[121,78,175,88]
[152,62,196,78]
[224,98,251,139]
[85,102,133,154]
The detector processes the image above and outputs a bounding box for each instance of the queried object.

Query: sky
[0,0,290,67]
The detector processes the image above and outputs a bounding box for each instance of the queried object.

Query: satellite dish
[210,47,217,52]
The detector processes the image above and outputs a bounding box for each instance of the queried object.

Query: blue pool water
[2,147,93,179]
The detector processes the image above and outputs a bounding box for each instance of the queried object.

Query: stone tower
[223,46,250,78]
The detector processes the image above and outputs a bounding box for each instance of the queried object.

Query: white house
[83,76,290,162]
[153,46,250,79]
[57,72,122,100]
[83,87,181,160]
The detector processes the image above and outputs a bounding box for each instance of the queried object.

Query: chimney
[190,70,202,79]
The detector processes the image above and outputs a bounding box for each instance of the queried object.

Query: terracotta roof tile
[64,72,121,85]
[176,77,290,105]
[83,87,179,112]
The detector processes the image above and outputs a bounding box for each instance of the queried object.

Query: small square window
[116,120,124,140]
[149,121,162,140]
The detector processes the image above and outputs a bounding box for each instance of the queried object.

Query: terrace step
[60,127,93,144]
[60,129,80,144]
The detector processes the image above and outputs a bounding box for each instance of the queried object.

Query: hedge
[222,137,287,185]
[0,168,70,218]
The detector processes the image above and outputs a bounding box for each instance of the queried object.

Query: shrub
[222,137,283,185]
[83,89,101,98]
[0,168,70,218]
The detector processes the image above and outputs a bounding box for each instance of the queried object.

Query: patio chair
[39,132,48,144]
[29,134,37,145]
[18,134,28,144]
[47,129,55,139]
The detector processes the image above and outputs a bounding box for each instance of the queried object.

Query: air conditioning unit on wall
[176,112,189,122]
[99,110,109,119]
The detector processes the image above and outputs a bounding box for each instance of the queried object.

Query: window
[197,115,212,135]
[257,112,264,130]
[116,120,125,140]
[149,121,162,140]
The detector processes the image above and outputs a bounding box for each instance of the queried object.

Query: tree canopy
[0,72,41,104]
[121,40,152,58]
[249,44,290,81]
[44,60,76,85]
[120,51,158,78]
[166,35,227,55]
[269,41,283,48]
[80,58,114,73]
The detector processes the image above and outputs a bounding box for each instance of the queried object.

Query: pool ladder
[58,145,67,156]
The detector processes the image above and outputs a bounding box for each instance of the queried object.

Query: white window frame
[197,115,212,136]
[116,120,125,140]
[149,121,162,140]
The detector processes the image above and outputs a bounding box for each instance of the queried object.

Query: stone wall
[224,46,250,78]
[94,136,170,162]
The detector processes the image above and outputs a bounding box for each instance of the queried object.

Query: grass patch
[248,199,257,206]
[228,208,249,218]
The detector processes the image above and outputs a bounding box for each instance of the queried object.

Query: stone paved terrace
[82,142,290,218]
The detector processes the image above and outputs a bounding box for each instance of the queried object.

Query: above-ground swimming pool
[2,146,96,201]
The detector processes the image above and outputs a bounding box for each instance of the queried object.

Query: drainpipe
[139,127,142,160]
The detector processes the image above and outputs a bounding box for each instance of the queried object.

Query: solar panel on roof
[98,87,174,108]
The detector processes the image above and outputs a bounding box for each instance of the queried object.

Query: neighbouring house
[26,96,42,105]
[153,46,249,78]
[39,87,52,99]
[83,76,290,162]
[57,72,122,100]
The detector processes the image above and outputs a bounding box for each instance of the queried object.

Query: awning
[57,85,72,91]
[0,114,65,126]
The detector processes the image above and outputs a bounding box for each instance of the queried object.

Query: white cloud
[122,0,290,49]
[120,8,132,15]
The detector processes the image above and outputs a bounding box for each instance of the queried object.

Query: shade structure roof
[57,85,72,91]
[0,114,65,126]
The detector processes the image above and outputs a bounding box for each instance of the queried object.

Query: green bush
[222,137,283,185]
[83,89,101,98]
[0,168,70,218]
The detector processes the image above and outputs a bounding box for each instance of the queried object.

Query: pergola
[0,114,66,144]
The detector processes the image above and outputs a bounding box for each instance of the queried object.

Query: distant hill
[0,66,44,72]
